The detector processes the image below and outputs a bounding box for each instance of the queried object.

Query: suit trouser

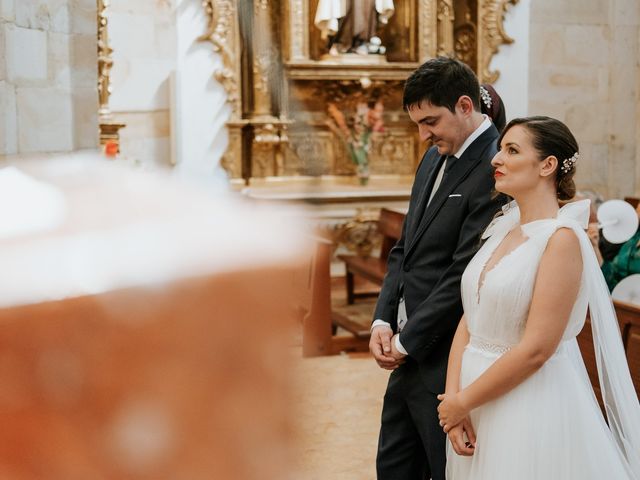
[376,359,446,480]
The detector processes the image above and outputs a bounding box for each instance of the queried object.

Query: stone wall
[109,0,229,180]
[0,0,98,156]
[529,0,640,198]
[109,0,175,168]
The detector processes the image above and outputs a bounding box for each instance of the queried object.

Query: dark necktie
[427,155,455,206]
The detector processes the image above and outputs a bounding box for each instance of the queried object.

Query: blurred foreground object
[0,152,307,479]
[612,274,640,305]
[597,199,639,244]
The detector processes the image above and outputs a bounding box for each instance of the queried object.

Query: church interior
[1,0,640,478]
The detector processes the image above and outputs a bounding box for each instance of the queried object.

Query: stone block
[116,110,171,138]
[154,10,176,59]
[6,25,47,84]
[531,0,609,25]
[72,86,98,149]
[0,22,5,81]
[0,81,17,155]
[110,0,172,16]
[69,32,96,89]
[565,102,610,145]
[564,25,610,66]
[16,0,70,33]
[529,24,565,66]
[16,87,73,153]
[0,0,14,22]
[610,63,637,103]
[614,0,639,26]
[529,65,602,105]
[612,26,639,65]
[69,0,96,34]
[119,136,172,168]
[526,100,568,123]
[48,31,71,89]
[608,143,636,197]
[109,12,156,59]
[586,143,610,193]
[110,59,173,111]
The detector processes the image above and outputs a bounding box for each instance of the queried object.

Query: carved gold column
[436,0,455,57]
[249,0,290,179]
[453,3,477,70]
[97,0,125,150]
[419,0,438,60]
[287,0,309,61]
[477,0,519,83]
[199,0,245,179]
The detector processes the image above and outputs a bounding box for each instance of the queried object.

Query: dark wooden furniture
[298,236,370,357]
[578,300,640,404]
[338,208,405,304]
[624,196,640,209]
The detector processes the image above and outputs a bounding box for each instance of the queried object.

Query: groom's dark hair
[403,57,481,112]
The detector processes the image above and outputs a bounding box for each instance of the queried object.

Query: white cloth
[447,199,640,479]
[314,0,395,39]
[375,0,395,24]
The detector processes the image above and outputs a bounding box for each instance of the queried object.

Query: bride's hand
[437,392,469,432]
[447,416,476,456]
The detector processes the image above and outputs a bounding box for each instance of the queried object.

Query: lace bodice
[461,200,590,348]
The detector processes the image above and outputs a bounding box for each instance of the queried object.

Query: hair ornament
[561,152,579,174]
[480,85,492,109]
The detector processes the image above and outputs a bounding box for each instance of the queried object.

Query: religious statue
[314,0,395,56]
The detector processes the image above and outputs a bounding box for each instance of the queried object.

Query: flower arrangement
[326,101,385,185]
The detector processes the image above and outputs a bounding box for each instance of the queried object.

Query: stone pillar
[529,0,640,198]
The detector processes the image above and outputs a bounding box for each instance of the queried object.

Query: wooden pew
[624,196,640,209]
[338,208,405,304]
[578,300,640,405]
[297,236,369,357]
[614,300,640,394]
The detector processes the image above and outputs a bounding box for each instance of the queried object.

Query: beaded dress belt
[468,336,513,355]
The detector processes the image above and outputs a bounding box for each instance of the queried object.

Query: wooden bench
[625,196,640,209]
[296,236,370,357]
[338,208,405,304]
[578,300,640,404]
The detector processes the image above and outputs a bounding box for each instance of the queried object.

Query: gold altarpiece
[200,0,518,185]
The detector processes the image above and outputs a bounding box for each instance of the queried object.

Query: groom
[370,57,504,480]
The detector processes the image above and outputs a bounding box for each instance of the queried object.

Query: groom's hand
[370,326,402,370]
[389,334,407,361]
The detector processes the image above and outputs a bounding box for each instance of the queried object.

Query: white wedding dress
[446,200,640,479]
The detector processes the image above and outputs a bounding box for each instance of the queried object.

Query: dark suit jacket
[373,124,503,393]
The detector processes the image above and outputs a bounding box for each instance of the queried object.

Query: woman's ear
[540,155,558,178]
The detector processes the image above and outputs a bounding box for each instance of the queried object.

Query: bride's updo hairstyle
[498,116,578,201]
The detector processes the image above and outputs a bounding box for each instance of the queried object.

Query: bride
[437,116,640,479]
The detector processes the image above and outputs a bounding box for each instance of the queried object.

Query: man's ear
[540,155,558,178]
[457,95,474,116]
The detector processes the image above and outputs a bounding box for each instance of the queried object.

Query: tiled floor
[292,351,389,480]
[291,281,389,479]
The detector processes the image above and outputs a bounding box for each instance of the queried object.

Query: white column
[173,0,230,184]
[490,0,531,121]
